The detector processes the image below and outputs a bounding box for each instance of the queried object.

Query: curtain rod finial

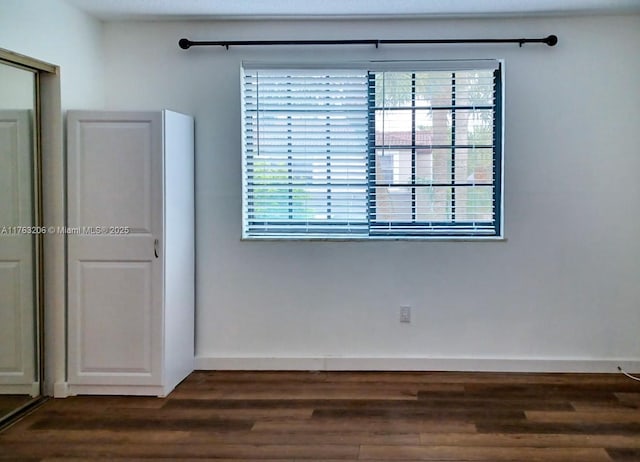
[178,38,192,50]
[545,35,558,46]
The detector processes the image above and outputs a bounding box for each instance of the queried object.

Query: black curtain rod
[178,35,557,50]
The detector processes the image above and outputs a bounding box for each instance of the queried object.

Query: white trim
[40,68,64,398]
[195,356,640,373]
[0,383,39,396]
[53,381,69,398]
[67,384,170,397]
[242,59,500,71]
[30,382,40,397]
[198,357,326,371]
[241,235,507,242]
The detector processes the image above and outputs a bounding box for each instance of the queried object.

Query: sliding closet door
[67,112,163,388]
[0,110,36,396]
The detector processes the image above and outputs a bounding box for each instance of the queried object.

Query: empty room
[0,0,639,460]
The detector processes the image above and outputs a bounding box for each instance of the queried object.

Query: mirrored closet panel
[0,59,41,422]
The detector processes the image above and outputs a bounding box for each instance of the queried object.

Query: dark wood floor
[0,395,34,420]
[0,371,639,461]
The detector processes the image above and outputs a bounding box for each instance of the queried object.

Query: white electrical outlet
[400,306,411,323]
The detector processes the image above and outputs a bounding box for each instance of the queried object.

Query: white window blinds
[243,69,369,237]
[242,61,502,239]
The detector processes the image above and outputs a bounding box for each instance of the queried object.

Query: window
[242,61,502,239]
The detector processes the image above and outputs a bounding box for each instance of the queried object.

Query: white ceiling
[63,0,640,20]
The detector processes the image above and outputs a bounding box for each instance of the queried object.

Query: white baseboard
[195,356,640,373]
[0,383,38,395]
[53,381,69,398]
[30,382,40,397]
[67,384,170,397]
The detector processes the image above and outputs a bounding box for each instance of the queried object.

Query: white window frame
[241,60,504,240]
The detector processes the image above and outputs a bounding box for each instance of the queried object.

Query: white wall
[109,14,637,371]
[0,0,104,109]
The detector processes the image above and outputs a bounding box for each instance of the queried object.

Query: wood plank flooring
[0,371,639,461]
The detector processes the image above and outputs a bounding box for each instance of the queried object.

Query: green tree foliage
[250,159,312,221]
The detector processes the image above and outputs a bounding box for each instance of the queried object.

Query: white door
[0,110,36,395]
[67,112,163,387]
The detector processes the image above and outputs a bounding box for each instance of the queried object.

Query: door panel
[0,110,35,394]
[0,119,20,224]
[77,262,152,375]
[0,262,21,373]
[67,112,162,387]
[75,122,153,232]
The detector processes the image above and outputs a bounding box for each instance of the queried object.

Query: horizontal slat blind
[243,69,369,237]
[368,68,500,236]
[242,62,501,239]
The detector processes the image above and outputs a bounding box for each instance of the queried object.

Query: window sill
[241,235,507,242]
